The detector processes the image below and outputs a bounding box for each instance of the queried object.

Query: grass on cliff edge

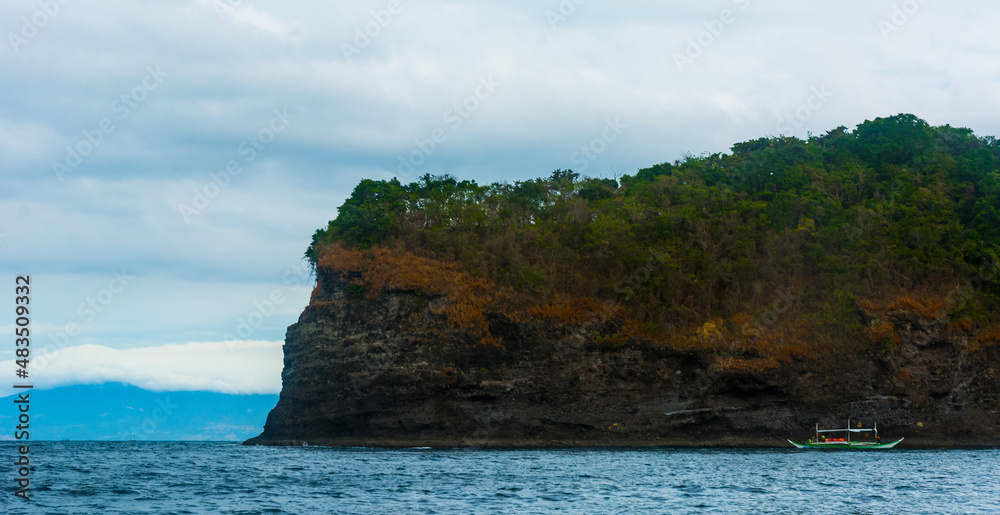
[307,114,1000,372]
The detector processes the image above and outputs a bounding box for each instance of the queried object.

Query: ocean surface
[3,442,999,514]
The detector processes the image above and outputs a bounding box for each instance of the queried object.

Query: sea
[3,442,999,514]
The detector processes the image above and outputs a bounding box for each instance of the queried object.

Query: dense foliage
[310,114,1000,356]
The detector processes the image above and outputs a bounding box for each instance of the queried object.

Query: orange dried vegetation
[522,296,613,326]
[309,277,324,302]
[859,299,880,316]
[864,321,900,346]
[953,319,974,332]
[675,314,818,374]
[861,295,945,320]
[885,296,945,319]
[710,356,782,375]
[314,244,824,366]
[319,245,461,297]
[974,327,1000,350]
[319,244,502,347]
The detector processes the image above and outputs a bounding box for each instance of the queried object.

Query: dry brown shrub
[319,245,461,297]
[859,298,880,316]
[953,319,974,332]
[318,244,503,347]
[673,312,818,372]
[973,327,1000,351]
[314,244,823,362]
[310,277,323,302]
[885,296,944,319]
[696,319,724,342]
[710,356,782,375]
[864,321,900,347]
[525,296,611,326]
[861,295,944,320]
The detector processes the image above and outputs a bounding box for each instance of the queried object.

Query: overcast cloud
[0,340,283,398]
[1,0,997,394]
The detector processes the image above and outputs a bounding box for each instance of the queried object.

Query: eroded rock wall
[246,267,1000,447]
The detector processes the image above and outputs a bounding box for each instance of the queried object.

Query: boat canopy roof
[817,428,875,433]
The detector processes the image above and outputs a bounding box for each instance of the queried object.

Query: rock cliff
[245,254,1000,448]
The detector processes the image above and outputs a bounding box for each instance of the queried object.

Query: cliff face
[247,117,1000,447]
[246,259,1000,448]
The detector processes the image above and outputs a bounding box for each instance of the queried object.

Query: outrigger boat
[788,420,903,449]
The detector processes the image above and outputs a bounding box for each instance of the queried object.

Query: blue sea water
[3,442,999,514]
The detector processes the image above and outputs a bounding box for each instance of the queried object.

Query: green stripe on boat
[787,438,904,450]
[789,420,903,449]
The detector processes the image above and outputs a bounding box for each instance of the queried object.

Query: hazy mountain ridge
[1,384,277,441]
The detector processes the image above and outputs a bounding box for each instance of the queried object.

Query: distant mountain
[0,384,278,441]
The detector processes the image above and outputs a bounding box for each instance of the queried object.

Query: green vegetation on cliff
[308,114,1000,364]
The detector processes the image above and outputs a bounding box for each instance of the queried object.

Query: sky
[1,0,998,402]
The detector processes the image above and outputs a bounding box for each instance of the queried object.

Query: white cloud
[0,341,283,397]
[0,120,62,166]
[193,0,299,41]
[1,0,998,397]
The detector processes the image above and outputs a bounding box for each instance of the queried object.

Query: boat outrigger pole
[791,420,903,449]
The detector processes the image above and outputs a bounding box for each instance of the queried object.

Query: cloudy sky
[1,0,998,399]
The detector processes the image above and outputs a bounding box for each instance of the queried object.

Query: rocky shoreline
[243,436,1000,449]
[246,262,1000,449]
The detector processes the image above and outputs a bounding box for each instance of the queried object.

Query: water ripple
[1,442,998,513]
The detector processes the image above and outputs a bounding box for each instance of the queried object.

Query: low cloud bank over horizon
[2,0,997,395]
[0,341,283,398]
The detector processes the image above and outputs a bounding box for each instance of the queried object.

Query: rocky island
[246,115,1000,448]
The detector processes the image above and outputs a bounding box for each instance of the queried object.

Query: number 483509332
[15,276,30,375]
